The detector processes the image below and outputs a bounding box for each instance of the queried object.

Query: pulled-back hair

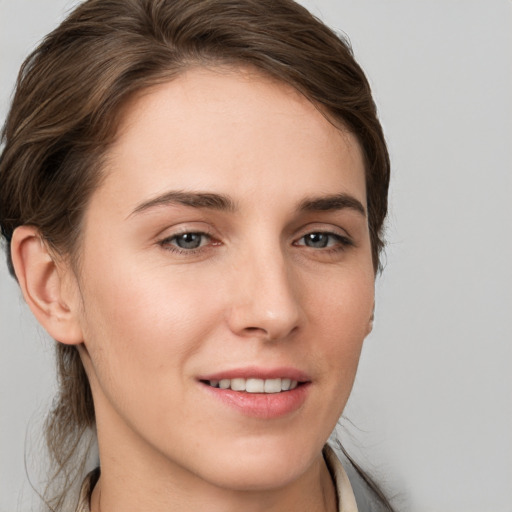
[0,0,391,510]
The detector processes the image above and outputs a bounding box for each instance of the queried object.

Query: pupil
[306,233,328,248]
[177,233,202,249]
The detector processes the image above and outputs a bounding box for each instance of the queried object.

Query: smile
[205,378,299,393]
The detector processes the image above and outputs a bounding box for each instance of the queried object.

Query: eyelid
[154,220,214,239]
[293,222,351,239]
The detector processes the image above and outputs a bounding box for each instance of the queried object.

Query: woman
[0,0,391,510]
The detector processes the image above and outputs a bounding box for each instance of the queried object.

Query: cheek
[311,264,374,331]
[77,257,223,399]
[306,265,374,378]
[287,263,374,444]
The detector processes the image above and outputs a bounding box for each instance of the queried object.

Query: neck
[92,466,336,512]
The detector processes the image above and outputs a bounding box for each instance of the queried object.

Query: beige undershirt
[75,444,358,512]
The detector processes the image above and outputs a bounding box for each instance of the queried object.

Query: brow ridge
[130,190,237,217]
[298,193,366,216]
[129,190,365,218]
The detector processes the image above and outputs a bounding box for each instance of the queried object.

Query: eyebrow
[129,190,237,217]
[128,190,366,218]
[298,193,366,217]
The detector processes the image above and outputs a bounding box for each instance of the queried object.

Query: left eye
[163,232,210,250]
[296,232,346,249]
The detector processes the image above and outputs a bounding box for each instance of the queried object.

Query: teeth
[246,378,264,393]
[219,379,230,389]
[281,378,291,391]
[231,378,246,391]
[264,378,282,393]
[207,378,299,393]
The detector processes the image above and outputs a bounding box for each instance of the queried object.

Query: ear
[10,226,83,345]
[366,303,375,336]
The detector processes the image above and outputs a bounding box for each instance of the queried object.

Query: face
[71,67,374,492]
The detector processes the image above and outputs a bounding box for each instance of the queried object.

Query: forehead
[95,66,366,214]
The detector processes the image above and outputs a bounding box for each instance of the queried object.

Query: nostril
[243,326,270,337]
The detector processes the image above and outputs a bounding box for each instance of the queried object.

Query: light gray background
[1,1,511,511]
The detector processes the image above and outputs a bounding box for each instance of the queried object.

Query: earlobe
[11,226,83,345]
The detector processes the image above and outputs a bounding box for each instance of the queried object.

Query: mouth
[201,377,300,393]
[198,369,311,418]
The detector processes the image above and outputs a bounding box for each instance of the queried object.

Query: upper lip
[198,366,311,382]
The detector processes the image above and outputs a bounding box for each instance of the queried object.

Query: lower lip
[200,382,310,419]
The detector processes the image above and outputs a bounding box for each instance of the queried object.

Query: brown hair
[0,0,391,509]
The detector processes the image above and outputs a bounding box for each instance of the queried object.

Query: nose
[226,245,302,342]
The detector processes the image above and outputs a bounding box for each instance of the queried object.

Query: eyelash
[158,231,216,255]
[293,231,353,252]
[158,230,353,255]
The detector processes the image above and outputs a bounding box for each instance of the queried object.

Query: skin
[12,67,375,512]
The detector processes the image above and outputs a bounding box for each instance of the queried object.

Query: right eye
[159,232,212,252]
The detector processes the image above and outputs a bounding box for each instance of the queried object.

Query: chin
[205,462,307,493]
[191,436,322,492]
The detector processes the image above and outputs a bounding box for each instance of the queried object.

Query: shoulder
[323,444,359,512]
